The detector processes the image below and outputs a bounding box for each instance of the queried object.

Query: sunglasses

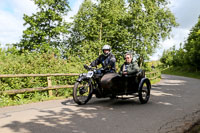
[125,57,131,59]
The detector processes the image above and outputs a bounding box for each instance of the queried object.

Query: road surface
[0,74,200,133]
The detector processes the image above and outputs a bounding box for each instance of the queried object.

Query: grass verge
[150,78,161,84]
[162,67,200,79]
[0,95,68,108]
[185,120,200,133]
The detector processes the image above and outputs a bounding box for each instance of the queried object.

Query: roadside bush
[0,49,86,106]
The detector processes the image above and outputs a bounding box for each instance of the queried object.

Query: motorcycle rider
[90,45,116,73]
[119,52,140,76]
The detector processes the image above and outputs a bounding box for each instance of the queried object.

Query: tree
[184,16,200,70]
[171,43,186,67]
[16,0,70,53]
[160,16,200,71]
[67,0,178,66]
[67,0,127,62]
[67,0,99,62]
[160,49,174,67]
[126,0,178,66]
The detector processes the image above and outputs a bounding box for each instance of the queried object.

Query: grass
[185,121,200,133]
[0,95,68,108]
[150,78,161,84]
[0,88,73,108]
[162,67,200,79]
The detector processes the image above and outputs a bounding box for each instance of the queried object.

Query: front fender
[77,73,88,82]
[138,78,151,91]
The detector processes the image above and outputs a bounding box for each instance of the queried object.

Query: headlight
[86,71,94,78]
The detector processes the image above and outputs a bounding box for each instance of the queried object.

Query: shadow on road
[1,99,143,133]
[2,74,200,133]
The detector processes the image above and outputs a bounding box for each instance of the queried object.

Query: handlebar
[83,65,104,72]
[83,65,95,71]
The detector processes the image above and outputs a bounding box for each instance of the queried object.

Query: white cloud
[170,0,200,29]
[0,0,84,47]
[65,0,84,22]
[162,28,189,49]
[12,0,37,16]
[150,28,190,61]
[0,0,37,47]
[0,10,23,46]
[150,0,200,60]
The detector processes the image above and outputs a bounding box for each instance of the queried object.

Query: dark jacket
[90,53,116,72]
[119,61,140,75]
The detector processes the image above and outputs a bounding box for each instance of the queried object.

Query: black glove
[84,65,91,70]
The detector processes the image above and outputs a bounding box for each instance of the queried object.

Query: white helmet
[102,45,111,56]
[102,45,111,50]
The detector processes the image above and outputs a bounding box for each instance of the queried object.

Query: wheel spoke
[142,90,147,93]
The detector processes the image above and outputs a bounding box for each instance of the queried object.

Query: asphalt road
[0,74,200,133]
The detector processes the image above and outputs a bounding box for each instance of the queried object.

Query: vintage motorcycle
[73,65,151,105]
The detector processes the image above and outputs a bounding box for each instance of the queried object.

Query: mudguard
[77,73,87,82]
[138,78,151,91]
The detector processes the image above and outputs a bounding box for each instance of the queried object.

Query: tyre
[109,94,116,99]
[73,80,93,105]
[138,79,151,104]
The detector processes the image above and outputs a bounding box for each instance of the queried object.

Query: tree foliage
[160,16,200,71]
[184,16,200,70]
[67,0,127,62]
[15,0,70,53]
[67,0,178,66]
[160,44,185,67]
[0,46,85,107]
[127,0,178,66]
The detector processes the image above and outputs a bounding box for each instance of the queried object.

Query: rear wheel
[73,80,93,105]
[138,79,151,104]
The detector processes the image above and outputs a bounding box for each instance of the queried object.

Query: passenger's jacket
[90,53,116,72]
[119,61,140,75]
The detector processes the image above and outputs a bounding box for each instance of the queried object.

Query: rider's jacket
[90,53,116,72]
[119,60,140,75]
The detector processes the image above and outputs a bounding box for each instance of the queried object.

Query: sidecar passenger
[119,52,140,76]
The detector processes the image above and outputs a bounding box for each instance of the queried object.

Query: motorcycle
[73,65,151,105]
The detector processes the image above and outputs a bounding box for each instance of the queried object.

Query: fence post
[47,76,53,97]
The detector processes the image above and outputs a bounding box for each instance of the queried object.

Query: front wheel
[138,79,151,104]
[73,80,93,105]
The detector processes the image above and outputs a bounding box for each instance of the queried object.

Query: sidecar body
[100,70,151,103]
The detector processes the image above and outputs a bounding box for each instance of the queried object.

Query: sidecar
[100,70,151,104]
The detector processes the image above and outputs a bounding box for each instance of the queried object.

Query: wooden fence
[0,73,79,96]
[0,71,160,96]
[146,71,161,80]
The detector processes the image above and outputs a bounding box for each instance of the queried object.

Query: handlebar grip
[83,64,88,69]
[84,65,92,70]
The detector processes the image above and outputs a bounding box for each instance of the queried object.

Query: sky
[0,0,200,60]
[150,0,200,60]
